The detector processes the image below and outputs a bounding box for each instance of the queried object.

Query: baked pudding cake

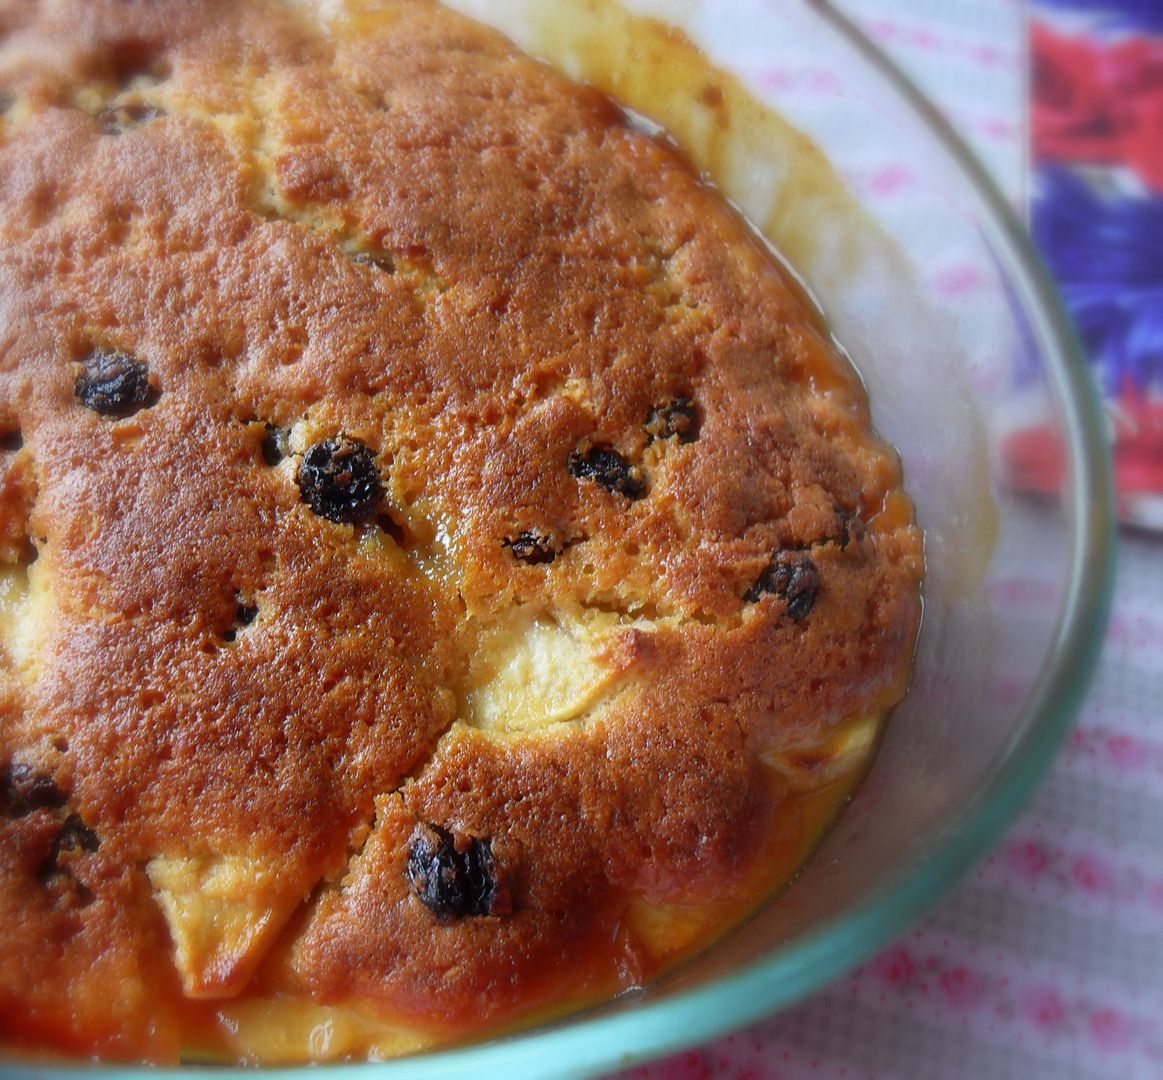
[0,0,923,1063]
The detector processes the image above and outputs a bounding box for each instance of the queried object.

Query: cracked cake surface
[0,0,922,1063]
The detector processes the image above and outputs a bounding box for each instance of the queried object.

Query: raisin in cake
[0,0,922,1062]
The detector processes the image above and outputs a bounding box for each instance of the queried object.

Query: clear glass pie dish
[10,0,1114,1076]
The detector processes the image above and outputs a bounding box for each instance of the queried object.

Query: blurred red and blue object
[1010,2,1163,528]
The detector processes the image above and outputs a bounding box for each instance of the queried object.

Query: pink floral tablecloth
[614,2,1163,1077]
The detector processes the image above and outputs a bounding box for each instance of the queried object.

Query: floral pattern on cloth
[609,1,1163,1077]
[1006,8,1163,529]
[1033,22,1163,189]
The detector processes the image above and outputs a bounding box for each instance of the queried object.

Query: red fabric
[1032,23,1163,190]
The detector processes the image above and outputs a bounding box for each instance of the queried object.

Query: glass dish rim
[17,2,1115,1077]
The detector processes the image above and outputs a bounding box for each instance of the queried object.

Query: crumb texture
[0,0,922,1061]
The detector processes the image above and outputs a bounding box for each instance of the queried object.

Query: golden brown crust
[0,805,182,1060]
[0,0,922,1059]
[0,445,34,565]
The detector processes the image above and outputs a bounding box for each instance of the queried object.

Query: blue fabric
[1033,166,1163,394]
[1036,0,1163,33]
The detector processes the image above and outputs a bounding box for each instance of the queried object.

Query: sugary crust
[0,805,182,1060]
[0,0,922,1058]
